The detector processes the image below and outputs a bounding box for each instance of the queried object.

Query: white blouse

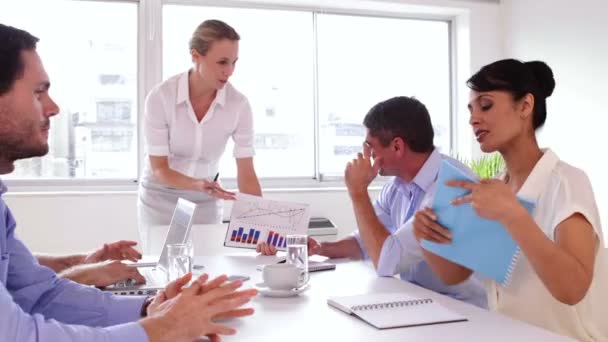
[488,149,608,341]
[141,71,255,183]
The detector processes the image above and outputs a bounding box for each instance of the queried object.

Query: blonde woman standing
[138,20,261,252]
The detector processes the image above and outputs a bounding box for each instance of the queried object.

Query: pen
[213,172,220,182]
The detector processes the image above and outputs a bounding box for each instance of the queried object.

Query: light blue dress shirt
[0,180,149,341]
[353,149,487,308]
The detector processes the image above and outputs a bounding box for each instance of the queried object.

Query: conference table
[190,253,574,342]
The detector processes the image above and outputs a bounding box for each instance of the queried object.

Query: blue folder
[421,160,535,286]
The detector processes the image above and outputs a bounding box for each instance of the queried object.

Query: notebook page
[328,293,466,329]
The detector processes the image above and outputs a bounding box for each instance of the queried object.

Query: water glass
[167,243,192,281]
[186,238,194,261]
[286,234,309,286]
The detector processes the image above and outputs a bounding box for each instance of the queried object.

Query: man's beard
[0,120,49,163]
[0,136,49,162]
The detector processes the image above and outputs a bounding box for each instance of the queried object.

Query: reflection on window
[91,129,134,152]
[99,74,126,85]
[96,101,132,123]
[254,134,294,150]
[0,0,137,179]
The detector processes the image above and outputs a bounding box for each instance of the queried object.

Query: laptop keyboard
[114,278,138,288]
[109,268,166,296]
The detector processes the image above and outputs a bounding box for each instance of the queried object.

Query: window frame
[3,0,458,192]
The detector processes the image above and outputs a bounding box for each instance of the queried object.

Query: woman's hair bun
[525,60,555,98]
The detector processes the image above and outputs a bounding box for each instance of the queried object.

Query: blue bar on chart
[247,229,255,244]
[229,227,262,245]
[236,227,244,242]
[283,239,287,248]
[272,233,279,247]
[267,231,274,244]
[278,237,284,248]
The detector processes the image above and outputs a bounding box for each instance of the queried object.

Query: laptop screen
[158,198,197,270]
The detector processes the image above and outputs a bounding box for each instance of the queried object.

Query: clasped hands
[143,273,257,342]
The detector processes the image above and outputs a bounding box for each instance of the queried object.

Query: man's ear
[393,137,405,154]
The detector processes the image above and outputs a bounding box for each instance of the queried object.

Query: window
[0,0,138,179]
[2,1,452,185]
[163,5,315,178]
[163,6,450,180]
[96,101,132,123]
[317,14,451,175]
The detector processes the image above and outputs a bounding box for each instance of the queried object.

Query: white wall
[502,0,608,237]
[2,0,504,255]
[4,190,379,254]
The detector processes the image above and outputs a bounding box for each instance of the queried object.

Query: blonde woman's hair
[189,19,240,55]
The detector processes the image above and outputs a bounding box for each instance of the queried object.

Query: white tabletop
[192,253,573,342]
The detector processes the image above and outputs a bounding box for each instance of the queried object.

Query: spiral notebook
[421,160,535,286]
[327,293,467,329]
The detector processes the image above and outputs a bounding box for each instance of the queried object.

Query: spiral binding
[351,298,433,312]
[501,246,522,287]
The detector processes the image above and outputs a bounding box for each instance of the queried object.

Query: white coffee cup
[262,263,305,290]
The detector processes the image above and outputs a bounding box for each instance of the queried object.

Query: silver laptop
[105,198,197,295]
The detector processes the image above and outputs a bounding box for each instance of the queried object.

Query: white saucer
[256,283,310,297]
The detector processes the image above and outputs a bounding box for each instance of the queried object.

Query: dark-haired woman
[138,20,262,252]
[413,59,607,341]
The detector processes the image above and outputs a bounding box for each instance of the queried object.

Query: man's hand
[141,274,257,342]
[258,238,323,256]
[345,143,381,198]
[147,273,198,316]
[148,273,240,316]
[59,260,146,287]
[256,242,277,256]
[83,240,142,264]
[35,254,86,273]
[307,237,321,256]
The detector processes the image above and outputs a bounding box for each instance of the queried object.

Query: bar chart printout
[224,193,310,250]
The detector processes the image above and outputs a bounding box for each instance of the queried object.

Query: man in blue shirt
[311,97,486,308]
[0,23,256,341]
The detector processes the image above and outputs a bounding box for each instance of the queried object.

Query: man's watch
[140,296,154,317]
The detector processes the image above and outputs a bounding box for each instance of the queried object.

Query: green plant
[458,153,505,179]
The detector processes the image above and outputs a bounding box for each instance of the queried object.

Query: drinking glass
[167,243,191,281]
[286,234,309,287]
